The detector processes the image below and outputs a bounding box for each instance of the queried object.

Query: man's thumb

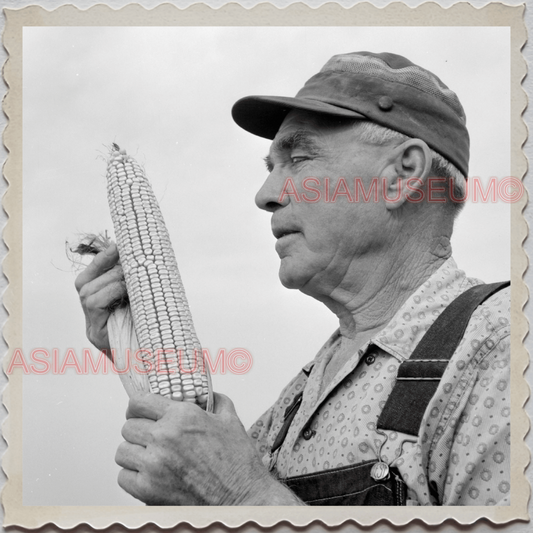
[212,392,237,415]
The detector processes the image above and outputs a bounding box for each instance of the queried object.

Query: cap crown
[321,52,466,125]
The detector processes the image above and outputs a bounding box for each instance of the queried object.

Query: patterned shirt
[248,258,511,506]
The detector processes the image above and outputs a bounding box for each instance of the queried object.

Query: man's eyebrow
[273,130,323,154]
[263,130,323,172]
[263,155,274,172]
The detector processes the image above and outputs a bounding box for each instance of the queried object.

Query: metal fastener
[302,428,315,440]
[378,96,393,111]
[370,461,390,481]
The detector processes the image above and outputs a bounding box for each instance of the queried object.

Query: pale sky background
[22,26,511,505]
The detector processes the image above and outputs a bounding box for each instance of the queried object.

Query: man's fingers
[74,243,126,352]
[84,279,127,317]
[78,264,126,312]
[126,393,174,421]
[74,243,120,293]
[80,264,125,298]
[82,281,127,349]
[115,441,145,472]
[117,468,145,502]
[121,418,155,446]
[213,392,237,416]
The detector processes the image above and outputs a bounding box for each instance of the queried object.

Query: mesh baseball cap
[232,51,469,176]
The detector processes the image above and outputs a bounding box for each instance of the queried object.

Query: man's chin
[278,260,330,301]
[278,266,304,290]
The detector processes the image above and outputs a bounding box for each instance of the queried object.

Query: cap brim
[231,95,366,139]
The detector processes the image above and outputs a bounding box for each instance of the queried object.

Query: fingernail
[105,242,117,256]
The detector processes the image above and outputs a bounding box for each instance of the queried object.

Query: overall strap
[377,281,510,436]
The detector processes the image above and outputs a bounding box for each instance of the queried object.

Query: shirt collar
[301,328,343,376]
[372,257,478,361]
[304,257,479,370]
[302,361,314,376]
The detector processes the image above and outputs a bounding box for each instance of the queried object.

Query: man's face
[256,110,396,299]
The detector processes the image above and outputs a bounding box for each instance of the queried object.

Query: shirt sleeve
[441,333,511,505]
[247,405,275,457]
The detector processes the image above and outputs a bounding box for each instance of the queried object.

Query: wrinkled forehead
[270,109,360,153]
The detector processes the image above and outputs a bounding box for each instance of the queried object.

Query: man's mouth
[273,229,300,239]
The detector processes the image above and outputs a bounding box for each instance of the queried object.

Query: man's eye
[291,156,308,164]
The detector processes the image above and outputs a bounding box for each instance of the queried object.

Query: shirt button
[366,354,376,365]
[378,96,393,110]
[302,428,315,440]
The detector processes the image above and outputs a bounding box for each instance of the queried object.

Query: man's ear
[382,139,432,210]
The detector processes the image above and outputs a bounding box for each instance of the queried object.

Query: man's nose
[255,169,291,212]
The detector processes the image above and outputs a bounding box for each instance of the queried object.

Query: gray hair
[352,121,466,214]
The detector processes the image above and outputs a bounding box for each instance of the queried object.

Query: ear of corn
[106,144,212,411]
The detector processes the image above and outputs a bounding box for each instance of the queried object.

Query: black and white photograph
[1,1,529,529]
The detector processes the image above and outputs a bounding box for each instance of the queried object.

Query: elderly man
[76,51,510,506]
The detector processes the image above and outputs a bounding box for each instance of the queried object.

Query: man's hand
[74,243,126,352]
[115,392,304,505]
